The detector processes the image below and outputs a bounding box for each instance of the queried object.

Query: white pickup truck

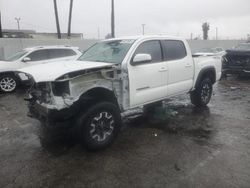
[20,36,222,150]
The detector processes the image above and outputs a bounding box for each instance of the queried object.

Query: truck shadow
[126,104,215,145]
[37,102,215,155]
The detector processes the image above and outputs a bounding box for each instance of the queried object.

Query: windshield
[78,39,135,64]
[235,43,250,51]
[5,50,28,61]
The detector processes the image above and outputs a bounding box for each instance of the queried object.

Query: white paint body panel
[128,62,168,107]
[166,40,194,97]
[20,61,113,82]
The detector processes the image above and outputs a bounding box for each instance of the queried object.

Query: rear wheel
[77,102,121,151]
[190,78,213,107]
[0,74,18,93]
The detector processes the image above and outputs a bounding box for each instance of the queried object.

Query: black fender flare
[194,66,216,89]
[78,87,121,111]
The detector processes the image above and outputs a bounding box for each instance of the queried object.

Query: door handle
[185,64,192,68]
[136,86,150,91]
[159,67,168,72]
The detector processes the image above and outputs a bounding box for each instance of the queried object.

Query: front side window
[26,50,49,61]
[78,40,135,64]
[49,49,76,59]
[133,40,162,63]
[162,40,187,61]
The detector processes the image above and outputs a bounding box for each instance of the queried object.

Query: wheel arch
[194,66,216,89]
[0,71,21,83]
[78,87,120,111]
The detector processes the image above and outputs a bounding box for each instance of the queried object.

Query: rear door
[128,40,168,107]
[161,40,194,96]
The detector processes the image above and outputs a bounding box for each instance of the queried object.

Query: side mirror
[131,54,152,65]
[22,57,31,62]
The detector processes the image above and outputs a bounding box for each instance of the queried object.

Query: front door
[128,40,168,107]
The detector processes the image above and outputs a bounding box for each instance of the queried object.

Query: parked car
[0,46,82,93]
[20,36,222,150]
[193,47,225,57]
[222,43,250,76]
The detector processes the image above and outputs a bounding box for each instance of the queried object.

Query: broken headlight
[30,82,52,104]
[51,81,70,97]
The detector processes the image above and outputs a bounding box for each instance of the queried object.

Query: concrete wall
[187,40,244,52]
[0,38,98,60]
[0,38,245,60]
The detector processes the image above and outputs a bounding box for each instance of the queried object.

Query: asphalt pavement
[0,76,250,188]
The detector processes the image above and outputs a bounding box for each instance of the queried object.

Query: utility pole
[0,12,3,38]
[111,0,115,38]
[67,0,74,38]
[216,27,218,40]
[98,27,100,39]
[142,24,146,35]
[53,0,61,39]
[15,17,21,30]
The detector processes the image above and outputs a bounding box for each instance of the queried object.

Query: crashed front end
[24,65,123,125]
[26,79,78,124]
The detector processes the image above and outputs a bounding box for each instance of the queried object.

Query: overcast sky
[1,0,250,39]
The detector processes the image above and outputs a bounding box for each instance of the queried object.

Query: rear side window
[27,50,49,61]
[134,40,162,63]
[48,49,77,59]
[162,40,187,61]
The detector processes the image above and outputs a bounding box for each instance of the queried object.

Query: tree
[202,22,210,40]
[111,0,115,38]
[0,12,2,38]
[105,33,112,39]
[67,0,74,38]
[53,0,61,39]
[247,34,250,42]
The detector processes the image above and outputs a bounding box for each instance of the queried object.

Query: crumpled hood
[19,60,113,82]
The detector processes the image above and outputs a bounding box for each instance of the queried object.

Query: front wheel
[190,78,213,107]
[0,74,18,93]
[77,102,121,151]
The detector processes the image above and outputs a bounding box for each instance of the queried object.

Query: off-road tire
[190,78,213,107]
[77,102,121,151]
[0,74,18,93]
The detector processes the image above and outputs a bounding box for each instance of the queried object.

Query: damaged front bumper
[26,98,79,125]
